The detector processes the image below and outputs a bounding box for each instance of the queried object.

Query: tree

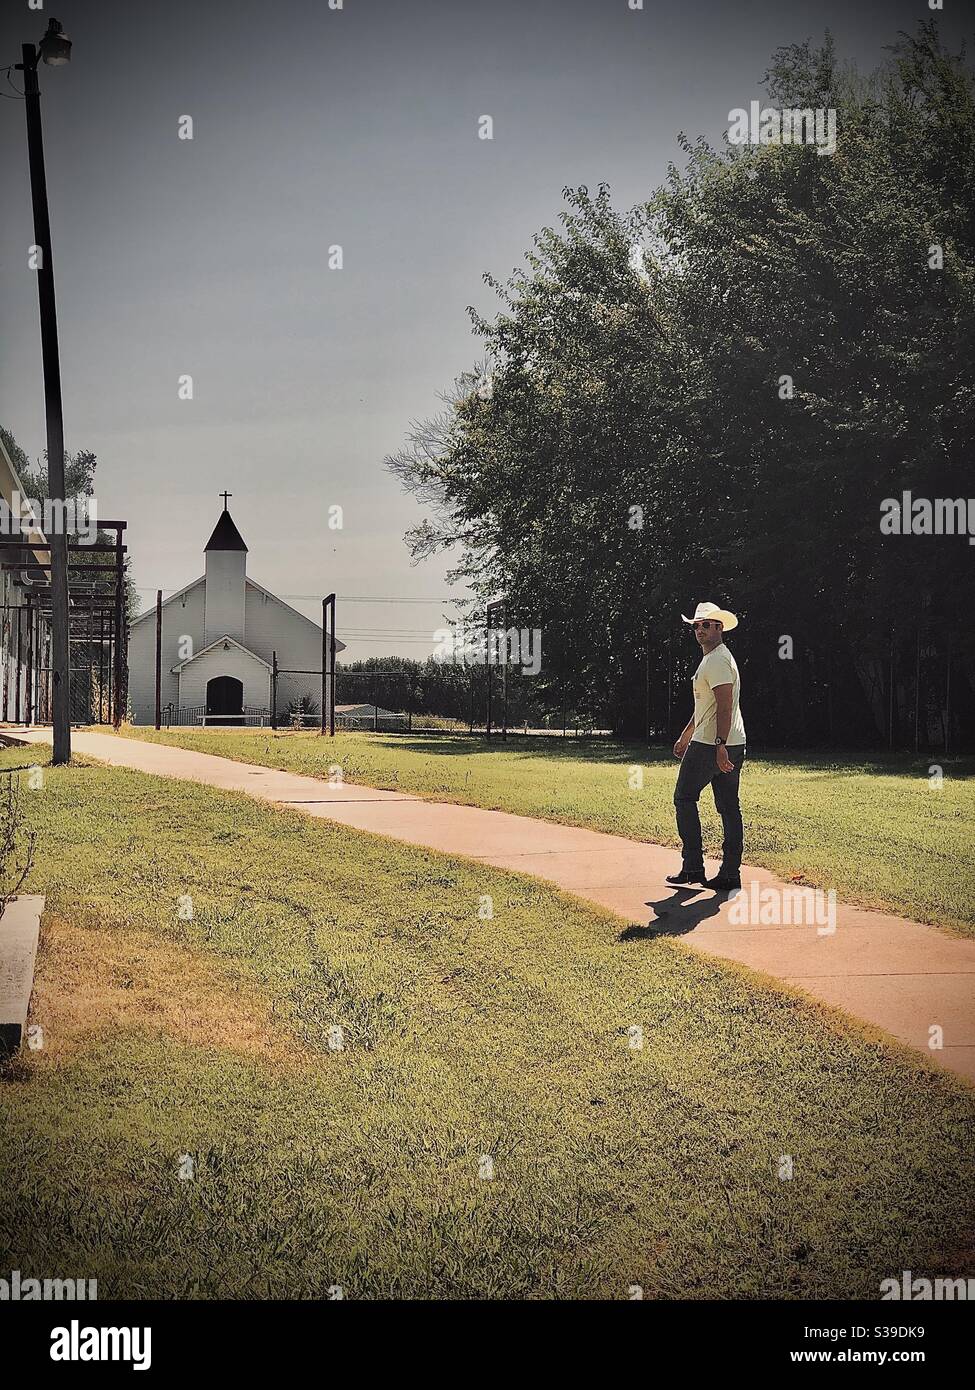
[387,22,975,748]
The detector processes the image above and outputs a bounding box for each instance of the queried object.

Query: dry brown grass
[29,912,310,1068]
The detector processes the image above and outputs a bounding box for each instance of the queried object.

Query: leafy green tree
[388,22,975,748]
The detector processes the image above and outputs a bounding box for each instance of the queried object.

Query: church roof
[129,575,345,653]
[171,634,271,673]
[205,509,248,552]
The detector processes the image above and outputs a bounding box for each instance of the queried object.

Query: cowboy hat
[681,601,738,631]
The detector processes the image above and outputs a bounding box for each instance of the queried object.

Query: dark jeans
[673,741,746,873]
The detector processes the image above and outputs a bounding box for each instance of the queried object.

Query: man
[666,601,747,892]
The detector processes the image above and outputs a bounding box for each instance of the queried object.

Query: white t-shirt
[690,642,746,746]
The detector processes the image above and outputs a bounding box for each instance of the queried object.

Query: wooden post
[320,593,336,735]
[98,609,105,723]
[328,595,336,737]
[106,612,113,726]
[154,589,162,730]
[1,600,9,722]
[25,600,34,727]
[271,650,278,730]
[106,617,113,728]
[120,613,130,726]
[113,528,126,728]
[15,605,22,724]
[320,597,327,736]
[41,616,49,723]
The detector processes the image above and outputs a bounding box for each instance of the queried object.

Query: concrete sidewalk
[7,727,974,1083]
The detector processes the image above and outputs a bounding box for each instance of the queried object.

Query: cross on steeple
[219,490,232,510]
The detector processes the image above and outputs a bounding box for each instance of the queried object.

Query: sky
[1,0,966,659]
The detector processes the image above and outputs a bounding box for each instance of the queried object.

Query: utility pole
[328,596,336,736]
[154,590,162,730]
[322,593,336,736]
[320,597,327,736]
[17,21,73,762]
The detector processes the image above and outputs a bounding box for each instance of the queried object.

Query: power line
[1,64,24,98]
[131,585,465,603]
[335,596,466,604]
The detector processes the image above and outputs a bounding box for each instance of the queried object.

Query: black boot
[705,869,742,892]
[666,867,708,887]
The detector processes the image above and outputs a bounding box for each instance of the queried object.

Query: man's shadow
[619,886,729,941]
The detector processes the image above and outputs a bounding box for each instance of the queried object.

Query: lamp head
[39,19,72,66]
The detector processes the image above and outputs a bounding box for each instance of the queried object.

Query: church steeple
[204,498,247,645]
[205,505,247,553]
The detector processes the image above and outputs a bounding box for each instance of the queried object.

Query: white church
[128,503,344,725]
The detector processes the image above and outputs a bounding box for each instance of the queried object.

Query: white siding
[128,579,204,724]
[244,581,336,715]
[244,580,326,670]
[128,568,345,724]
[177,642,270,712]
[204,550,246,646]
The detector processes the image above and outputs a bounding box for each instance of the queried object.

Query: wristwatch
[715,737,726,747]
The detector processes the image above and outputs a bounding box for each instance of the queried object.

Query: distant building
[128,505,344,724]
[335,703,407,729]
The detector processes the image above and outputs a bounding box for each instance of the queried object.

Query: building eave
[171,634,272,673]
[132,576,205,626]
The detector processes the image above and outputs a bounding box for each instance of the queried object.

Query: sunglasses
[691,620,719,630]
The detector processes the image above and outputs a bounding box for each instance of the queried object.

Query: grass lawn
[118,727,975,938]
[0,744,973,1299]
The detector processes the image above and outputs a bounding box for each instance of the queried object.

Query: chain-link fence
[158,703,271,727]
[1,607,122,726]
[269,666,327,729]
[332,666,611,736]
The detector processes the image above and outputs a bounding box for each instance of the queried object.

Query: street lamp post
[16,19,73,763]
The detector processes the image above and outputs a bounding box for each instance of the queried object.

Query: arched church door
[206,675,244,719]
